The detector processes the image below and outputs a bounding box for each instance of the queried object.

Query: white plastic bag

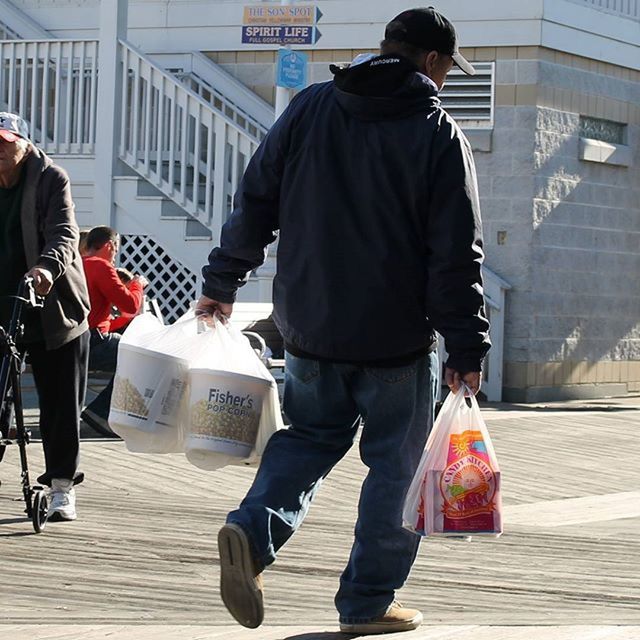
[109,311,284,468]
[403,387,502,537]
[109,314,190,454]
[182,316,284,471]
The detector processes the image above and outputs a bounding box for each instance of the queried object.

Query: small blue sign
[241,25,321,45]
[276,49,308,90]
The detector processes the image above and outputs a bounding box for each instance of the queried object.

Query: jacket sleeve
[425,113,491,374]
[37,166,79,281]
[201,89,309,303]
[94,263,144,315]
[108,282,144,331]
[108,314,132,333]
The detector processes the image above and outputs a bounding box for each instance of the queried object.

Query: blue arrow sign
[277,49,308,89]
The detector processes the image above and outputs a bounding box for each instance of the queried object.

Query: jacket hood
[331,54,440,121]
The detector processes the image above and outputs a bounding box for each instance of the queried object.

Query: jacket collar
[331,54,440,121]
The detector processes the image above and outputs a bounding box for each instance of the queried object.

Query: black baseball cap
[384,7,475,75]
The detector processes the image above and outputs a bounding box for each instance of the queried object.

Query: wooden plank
[504,492,640,527]
[1,626,640,640]
[1,409,639,635]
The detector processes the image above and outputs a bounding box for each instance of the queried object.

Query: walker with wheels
[0,278,48,533]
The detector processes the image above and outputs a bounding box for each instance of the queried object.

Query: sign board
[276,49,308,89]
[242,25,321,46]
[243,5,322,25]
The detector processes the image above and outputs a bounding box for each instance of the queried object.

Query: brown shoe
[339,601,423,635]
[218,523,264,628]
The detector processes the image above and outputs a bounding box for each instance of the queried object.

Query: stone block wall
[486,49,640,401]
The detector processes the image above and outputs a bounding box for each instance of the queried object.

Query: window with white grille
[439,62,494,127]
[119,235,198,324]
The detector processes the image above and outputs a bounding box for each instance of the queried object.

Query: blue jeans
[227,350,438,623]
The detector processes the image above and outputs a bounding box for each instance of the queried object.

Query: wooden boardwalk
[1,403,639,639]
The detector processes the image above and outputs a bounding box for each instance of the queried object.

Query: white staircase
[113,175,212,271]
[118,41,263,233]
[0,9,276,321]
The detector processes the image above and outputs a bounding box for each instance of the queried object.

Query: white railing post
[94,0,128,226]
[274,0,292,121]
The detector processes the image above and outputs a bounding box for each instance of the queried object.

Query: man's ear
[424,50,439,74]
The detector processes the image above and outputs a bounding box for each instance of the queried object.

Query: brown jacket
[20,147,90,350]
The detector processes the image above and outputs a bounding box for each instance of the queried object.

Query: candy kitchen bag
[403,389,457,535]
[403,386,502,537]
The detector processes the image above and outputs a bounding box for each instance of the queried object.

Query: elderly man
[0,112,90,521]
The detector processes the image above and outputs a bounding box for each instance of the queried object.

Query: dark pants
[28,331,90,485]
[85,330,120,421]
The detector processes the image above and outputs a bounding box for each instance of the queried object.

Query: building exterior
[1,0,638,401]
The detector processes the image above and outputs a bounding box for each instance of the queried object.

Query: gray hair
[15,136,31,153]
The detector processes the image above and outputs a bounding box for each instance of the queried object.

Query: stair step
[186,218,213,240]
[161,200,191,219]
[136,180,165,198]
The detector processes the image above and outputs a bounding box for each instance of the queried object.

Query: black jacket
[203,55,490,372]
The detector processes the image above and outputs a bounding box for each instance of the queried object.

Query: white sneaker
[48,478,77,521]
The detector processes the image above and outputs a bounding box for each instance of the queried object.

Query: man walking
[197,7,490,635]
[0,112,90,521]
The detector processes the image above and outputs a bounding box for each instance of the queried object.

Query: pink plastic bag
[403,387,502,537]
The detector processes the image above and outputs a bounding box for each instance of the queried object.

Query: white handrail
[171,69,268,141]
[0,0,52,40]
[0,21,21,40]
[119,40,261,226]
[150,51,274,131]
[0,39,99,155]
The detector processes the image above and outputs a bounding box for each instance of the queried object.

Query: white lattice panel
[119,235,198,324]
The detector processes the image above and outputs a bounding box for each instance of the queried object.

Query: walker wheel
[32,490,48,534]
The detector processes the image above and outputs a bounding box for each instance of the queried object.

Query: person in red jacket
[81,226,146,435]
